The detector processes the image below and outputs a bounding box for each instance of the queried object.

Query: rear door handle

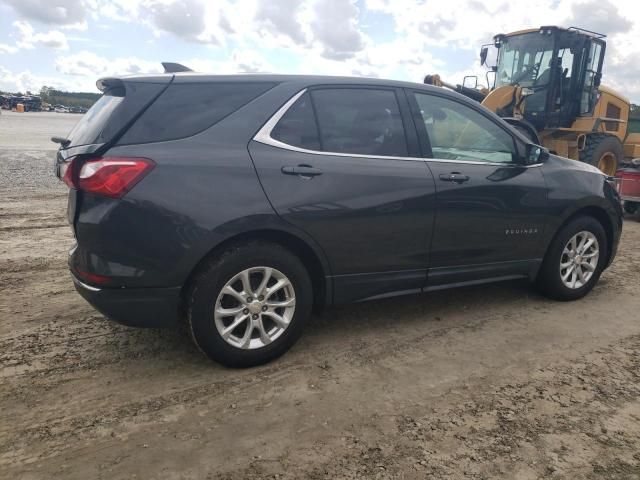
[281,165,323,177]
[439,172,470,184]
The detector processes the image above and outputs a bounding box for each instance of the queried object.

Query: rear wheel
[536,216,607,301]
[579,133,622,176]
[187,241,313,367]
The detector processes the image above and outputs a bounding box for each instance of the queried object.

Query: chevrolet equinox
[54,70,623,367]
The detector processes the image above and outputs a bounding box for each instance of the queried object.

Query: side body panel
[69,83,332,289]
[249,140,436,303]
[425,161,549,285]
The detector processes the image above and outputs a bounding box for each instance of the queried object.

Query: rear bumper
[71,273,181,328]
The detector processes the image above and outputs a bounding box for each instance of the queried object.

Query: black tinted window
[119,82,275,144]
[271,92,320,150]
[311,88,408,157]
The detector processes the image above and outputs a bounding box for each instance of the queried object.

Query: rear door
[249,86,436,303]
[407,90,548,286]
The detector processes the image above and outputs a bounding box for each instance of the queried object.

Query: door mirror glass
[480,46,488,66]
[526,144,549,164]
[463,75,478,88]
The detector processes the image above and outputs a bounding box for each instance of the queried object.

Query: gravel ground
[1,112,640,479]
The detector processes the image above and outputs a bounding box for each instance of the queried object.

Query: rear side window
[311,88,408,157]
[271,92,320,150]
[119,82,276,144]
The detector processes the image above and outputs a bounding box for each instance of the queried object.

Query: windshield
[496,32,555,87]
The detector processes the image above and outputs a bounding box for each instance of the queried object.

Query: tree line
[39,86,101,109]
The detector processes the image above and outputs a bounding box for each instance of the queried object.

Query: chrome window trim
[252,88,544,168]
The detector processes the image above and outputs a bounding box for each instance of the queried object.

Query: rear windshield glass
[117,82,276,145]
[64,81,167,148]
[65,93,124,147]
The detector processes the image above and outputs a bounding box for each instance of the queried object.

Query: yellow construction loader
[425,26,640,176]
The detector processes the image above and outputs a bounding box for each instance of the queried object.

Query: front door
[408,90,548,286]
[250,86,436,302]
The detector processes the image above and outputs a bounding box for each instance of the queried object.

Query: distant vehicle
[54,68,623,367]
[54,105,69,113]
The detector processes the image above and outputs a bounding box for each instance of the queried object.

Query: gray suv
[55,69,622,367]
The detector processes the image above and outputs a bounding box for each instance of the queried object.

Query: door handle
[281,165,323,177]
[439,172,470,184]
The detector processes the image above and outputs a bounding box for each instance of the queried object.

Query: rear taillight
[61,160,75,188]
[75,268,112,286]
[67,157,154,198]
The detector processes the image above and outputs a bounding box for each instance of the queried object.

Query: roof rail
[568,26,606,39]
[161,62,193,73]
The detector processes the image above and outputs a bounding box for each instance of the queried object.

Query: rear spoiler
[96,77,125,94]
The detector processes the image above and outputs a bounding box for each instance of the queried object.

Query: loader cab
[492,26,606,131]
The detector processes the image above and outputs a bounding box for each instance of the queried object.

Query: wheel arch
[547,205,614,265]
[180,228,331,317]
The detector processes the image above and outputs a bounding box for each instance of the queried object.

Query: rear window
[65,93,124,147]
[65,82,167,148]
[118,82,276,145]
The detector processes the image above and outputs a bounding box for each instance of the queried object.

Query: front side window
[413,93,516,164]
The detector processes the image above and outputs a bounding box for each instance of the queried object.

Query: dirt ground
[1,110,640,480]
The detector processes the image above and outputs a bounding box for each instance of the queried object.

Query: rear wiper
[51,136,71,147]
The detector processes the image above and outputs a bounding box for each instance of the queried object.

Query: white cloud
[2,0,91,26]
[310,0,366,59]
[13,21,69,50]
[0,65,93,93]
[54,50,162,77]
[0,0,639,102]
[254,0,308,46]
[0,43,19,54]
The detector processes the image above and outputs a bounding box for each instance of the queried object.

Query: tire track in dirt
[212,335,640,480]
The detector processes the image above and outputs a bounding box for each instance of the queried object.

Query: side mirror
[463,75,478,88]
[480,46,488,66]
[525,144,549,165]
[594,72,602,88]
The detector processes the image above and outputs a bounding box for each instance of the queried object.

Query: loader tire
[579,133,622,176]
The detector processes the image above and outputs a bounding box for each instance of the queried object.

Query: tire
[579,133,623,176]
[536,216,608,301]
[187,241,313,368]
[623,201,638,215]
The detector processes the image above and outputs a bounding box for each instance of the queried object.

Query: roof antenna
[161,62,193,73]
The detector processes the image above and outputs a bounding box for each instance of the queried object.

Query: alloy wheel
[559,231,599,289]
[214,267,296,349]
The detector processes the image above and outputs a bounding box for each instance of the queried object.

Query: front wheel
[187,241,313,367]
[536,216,608,301]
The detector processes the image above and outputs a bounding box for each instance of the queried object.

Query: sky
[0,0,639,102]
